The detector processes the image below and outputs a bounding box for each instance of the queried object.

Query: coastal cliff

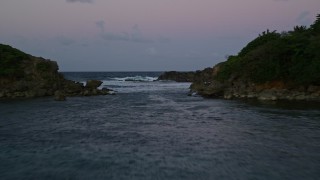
[190,14,320,101]
[0,44,110,100]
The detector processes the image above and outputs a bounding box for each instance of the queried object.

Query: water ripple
[1,89,320,179]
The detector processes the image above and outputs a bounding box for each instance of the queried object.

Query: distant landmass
[0,44,110,100]
[157,71,196,82]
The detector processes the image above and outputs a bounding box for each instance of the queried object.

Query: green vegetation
[0,44,30,77]
[216,14,320,85]
[36,61,52,72]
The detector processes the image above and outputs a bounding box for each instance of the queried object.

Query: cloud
[96,22,153,43]
[66,0,93,3]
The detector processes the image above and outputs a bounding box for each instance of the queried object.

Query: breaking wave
[111,76,158,82]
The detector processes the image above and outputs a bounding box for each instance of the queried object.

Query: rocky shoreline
[157,67,320,102]
[0,78,111,101]
[189,66,320,102]
[0,44,112,101]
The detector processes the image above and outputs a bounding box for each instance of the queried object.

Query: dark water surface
[1,72,320,180]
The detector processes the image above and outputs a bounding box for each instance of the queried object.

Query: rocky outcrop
[157,71,196,82]
[221,81,320,101]
[85,80,103,89]
[0,44,111,100]
[190,14,320,102]
[54,91,66,101]
[190,64,320,101]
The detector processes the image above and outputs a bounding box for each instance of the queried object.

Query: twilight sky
[0,0,319,71]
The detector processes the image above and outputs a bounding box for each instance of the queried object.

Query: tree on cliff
[310,14,320,32]
[215,14,320,86]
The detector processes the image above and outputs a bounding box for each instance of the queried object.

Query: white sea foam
[101,80,191,93]
[111,76,157,82]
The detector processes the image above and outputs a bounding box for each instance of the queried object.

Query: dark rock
[307,85,320,93]
[157,71,196,82]
[54,91,66,101]
[35,89,48,97]
[100,88,110,95]
[64,80,84,95]
[85,80,103,89]
[83,90,90,96]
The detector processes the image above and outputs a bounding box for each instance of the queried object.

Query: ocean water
[1,72,320,180]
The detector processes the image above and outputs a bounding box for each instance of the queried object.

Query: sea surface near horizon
[1,72,320,180]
